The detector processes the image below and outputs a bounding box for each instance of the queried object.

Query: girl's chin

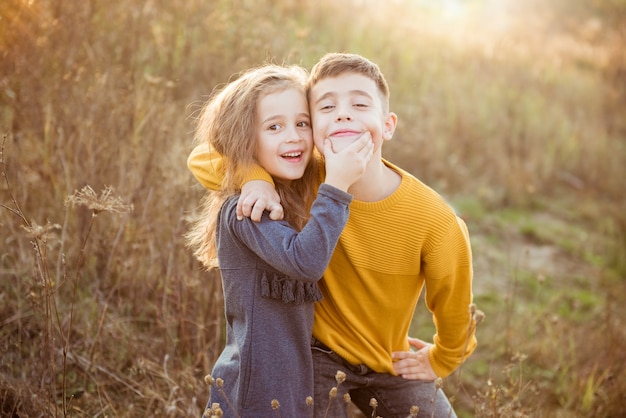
[274,172,306,184]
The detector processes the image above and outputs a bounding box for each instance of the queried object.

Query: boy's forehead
[311,73,379,98]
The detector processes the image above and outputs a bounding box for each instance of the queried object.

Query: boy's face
[309,72,396,154]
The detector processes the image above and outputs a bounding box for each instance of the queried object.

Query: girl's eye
[297,121,310,128]
[268,124,281,131]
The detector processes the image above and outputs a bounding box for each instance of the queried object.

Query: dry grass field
[1,0,625,416]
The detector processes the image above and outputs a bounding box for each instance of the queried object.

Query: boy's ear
[382,112,398,141]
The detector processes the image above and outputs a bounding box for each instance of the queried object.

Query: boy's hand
[391,337,438,381]
[322,131,374,192]
[237,180,283,222]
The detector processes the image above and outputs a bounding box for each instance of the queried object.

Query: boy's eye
[320,104,335,111]
[297,121,310,128]
[354,103,368,108]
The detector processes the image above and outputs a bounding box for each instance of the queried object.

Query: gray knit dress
[206,183,352,417]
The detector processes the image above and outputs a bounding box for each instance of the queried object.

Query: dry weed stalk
[307,395,315,418]
[369,397,379,417]
[321,370,348,417]
[271,399,282,417]
[2,134,63,413]
[473,352,532,418]
[342,392,354,418]
[454,303,486,394]
[202,372,326,417]
[65,185,133,215]
[459,303,485,379]
[61,185,132,413]
[429,377,444,418]
[204,375,240,418]
[1,135,134,415]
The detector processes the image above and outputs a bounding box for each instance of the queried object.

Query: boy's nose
[335,110,352,121]
[335,103,352,121]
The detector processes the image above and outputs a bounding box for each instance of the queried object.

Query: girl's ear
[382,112,398,141]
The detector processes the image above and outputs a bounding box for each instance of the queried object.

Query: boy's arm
[392,216,476,379]
[239,181,284,221]
[187,143,283,220]
[187,142,275,190]
[426,216,476,377]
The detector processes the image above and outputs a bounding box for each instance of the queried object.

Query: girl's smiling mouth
[281,151,304,161]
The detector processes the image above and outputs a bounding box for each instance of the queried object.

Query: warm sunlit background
[1,0,625,416]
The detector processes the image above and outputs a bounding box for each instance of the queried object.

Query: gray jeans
[311,339,457,418]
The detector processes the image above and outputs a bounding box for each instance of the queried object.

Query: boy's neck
[348,159,401,202]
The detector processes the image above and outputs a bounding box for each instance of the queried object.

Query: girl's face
[255,88,313,184]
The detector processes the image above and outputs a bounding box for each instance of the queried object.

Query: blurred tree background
[1,0,625,416]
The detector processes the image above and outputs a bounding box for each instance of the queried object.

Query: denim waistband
[311,336,332,351]
[311,336,371,375]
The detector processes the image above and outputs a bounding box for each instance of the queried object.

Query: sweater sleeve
[187,143,274,190]
[225,183,352,280]
[425,216,477,377]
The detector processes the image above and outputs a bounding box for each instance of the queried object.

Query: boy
[188,53,476,418]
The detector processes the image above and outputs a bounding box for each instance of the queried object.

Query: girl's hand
[322,131,373,191]
[391,337,438,381]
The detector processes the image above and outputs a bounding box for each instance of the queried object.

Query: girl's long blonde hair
[186,64,319,269]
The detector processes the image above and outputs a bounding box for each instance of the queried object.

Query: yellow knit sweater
[312,160,476,377]
[188,144,477,377]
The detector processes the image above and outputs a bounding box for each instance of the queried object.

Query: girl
[186,64,372,417]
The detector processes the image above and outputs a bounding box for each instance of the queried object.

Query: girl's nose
[285,126,304,142]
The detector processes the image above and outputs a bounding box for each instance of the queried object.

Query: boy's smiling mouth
[330,129,361,138]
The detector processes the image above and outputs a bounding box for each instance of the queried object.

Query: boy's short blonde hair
[306,53,390,111]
